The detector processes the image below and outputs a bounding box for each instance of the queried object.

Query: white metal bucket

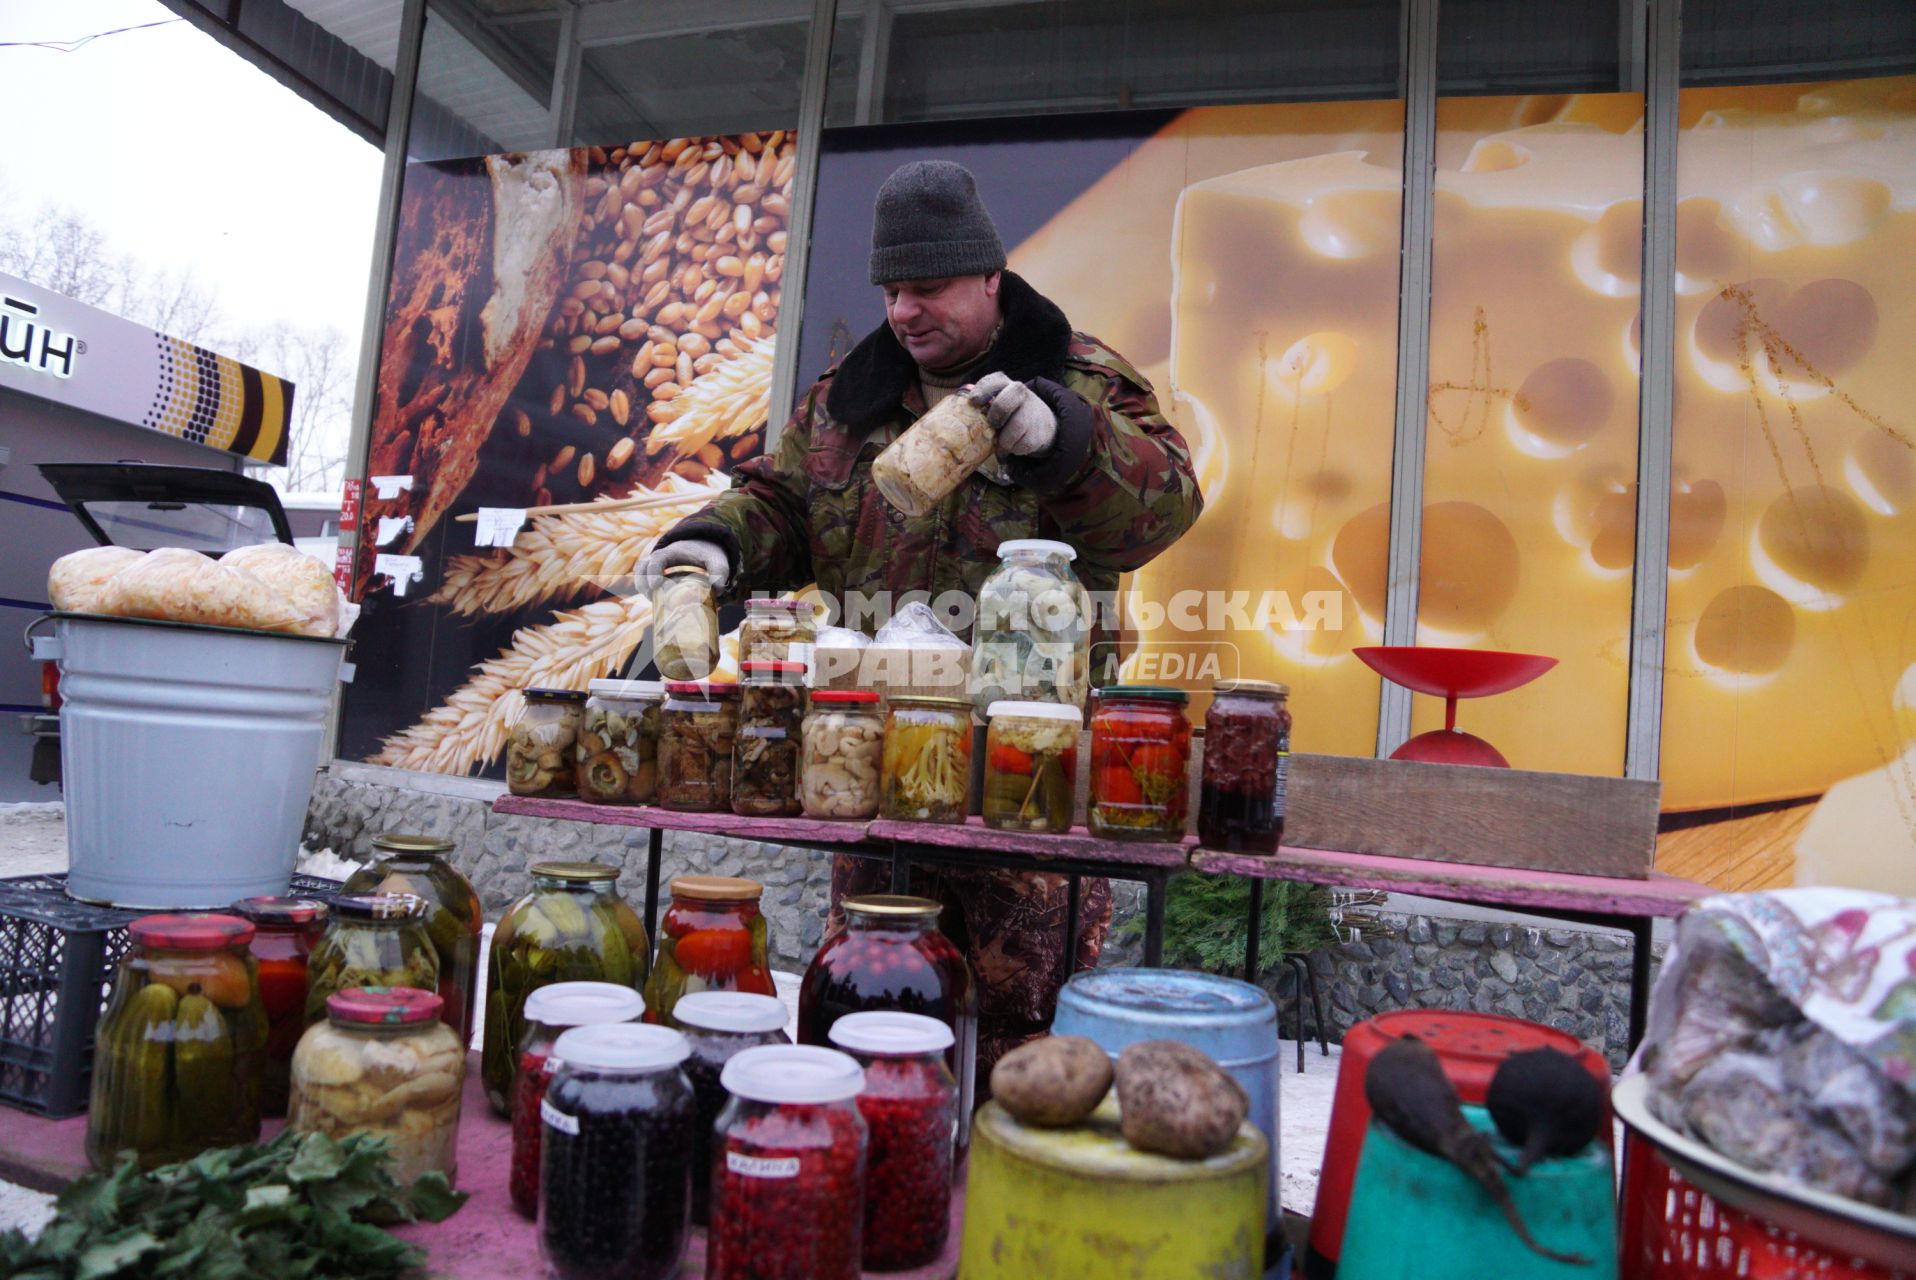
[30,613,347,908]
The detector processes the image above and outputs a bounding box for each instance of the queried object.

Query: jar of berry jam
[540,1024,695,1280]
[708,1045,868,1280]
[1199,679,1292,853]
[796,895,978,1148]
[510,982,647,1218]
[827,1012,958,1271]
[643,876,775,1027]
[231,896,327,1117]
[1088,685,1193,840]
[674,991,791,1228]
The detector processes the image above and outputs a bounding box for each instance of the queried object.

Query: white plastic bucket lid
[985,700,1083,724]
[996,538,1076,561]
[674,991,788,1035]
[587,678,666,699]
[524,981,647,1028]
[551,1022,689,1072]
[721,1044,864,1104]
[827,1010,955,1056]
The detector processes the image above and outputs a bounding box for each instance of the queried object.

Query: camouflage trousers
[829,853,1112,1084]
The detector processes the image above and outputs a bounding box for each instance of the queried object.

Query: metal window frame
[767,0,844,438]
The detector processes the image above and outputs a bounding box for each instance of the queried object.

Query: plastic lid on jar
[371,833,454,855]
[744,597,807,612]
[328,985,443,1025]
[231,896,328,927]
[524,981,647,1028]
[995,538,1076,562]
[1097,684,1189,704]
[129,912,255,951]
[809,689,880,704]
[721,1044,864,1104]
[670,874,762,902]
[328,892,426,921]
[674,991,788,1035]
[986,700,1084,725]
[663,680,740,697]
[888,695,973,710]
[843,894,942,919]
[587,678,667,700]
[525,687,587,702]
[552,1022,690,1072]
[1213,679,1289,699]
[662,565,711,580]
[827,1011,955,1056]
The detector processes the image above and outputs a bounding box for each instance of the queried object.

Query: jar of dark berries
[827,1011,958,1271]
[539,1023,695,1280]
[796,895,978,1148]
[708,1045,867,1280]
[510,981,647,1218]
[674,991,791,1228]
[1199,679,1292,853]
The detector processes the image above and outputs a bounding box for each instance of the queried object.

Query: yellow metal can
[959,1096,1269,1278]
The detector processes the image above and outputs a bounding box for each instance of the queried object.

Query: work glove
[636,538,731,596]
[968,371,1058,458]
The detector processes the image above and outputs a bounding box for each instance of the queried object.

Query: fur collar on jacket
[823,271,1073,432]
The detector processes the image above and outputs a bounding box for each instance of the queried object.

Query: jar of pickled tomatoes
[1087,686,1192,841]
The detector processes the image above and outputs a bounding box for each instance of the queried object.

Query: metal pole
[1243,876,1265,982]
[1064,873,1081,979]
[1143,874,1167,967]
[546,3,582,149]
[644,826,664,947]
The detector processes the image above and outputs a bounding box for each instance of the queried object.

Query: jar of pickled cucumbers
[969,539,1091,719]
[303,894,440,1028]
[344,834,482,1045]
[652,565,720,681]
[734,660,806,817]
[739,597,817,666]
[658,680,740,812]
[801,690,884,819]
[643,876,775,1027]
[231,896,327,1117]
[871,395,995,518]
[577,679,665,805]
[982,700,1082,833]
[509,688,587,798]
[1088,686,1192,840]
[87,913,267,1171]
[879,696,973,823]
[482,862,651,1115]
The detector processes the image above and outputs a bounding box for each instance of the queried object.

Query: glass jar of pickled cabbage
[577,679,665,805]
[1088,686,1192,841]
[879,696,973,823]
[983,700,1081,833]
[509,688,586,798]
[658,680,740,812]
[652,565,719,680]
[800,690,884,819]
[969,539,1090,719]
[871,395,995,518]
[734,660,806,817]
[739,597,817,666]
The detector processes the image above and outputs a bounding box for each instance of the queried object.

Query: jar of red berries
[674,991,790,1229]
[708,1045,867,1280]
[827,1011,958,1271]
[509,982,647,1218]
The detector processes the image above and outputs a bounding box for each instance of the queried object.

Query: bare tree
[232,321,357,493]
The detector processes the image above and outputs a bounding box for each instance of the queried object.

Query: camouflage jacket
[657,272,1203,640]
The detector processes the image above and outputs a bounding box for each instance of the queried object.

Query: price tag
[339,478,362,531]
[373,554,424,598]
[374,515,413,547]
[540,1098,579,1136]
[333,544,355,594]
[474,507,527,548]
[369,474,414,500]
[726,1152,800,1179]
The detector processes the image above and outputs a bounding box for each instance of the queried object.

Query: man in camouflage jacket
[642,160,1202,1076]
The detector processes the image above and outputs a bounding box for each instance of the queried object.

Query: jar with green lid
[983,700,1082,833]
[343,834,483,1045]
[1088,686,1192,841]
[303,893,440,1027]
[739,597,817,666]
[577,679,665,805]
[879,696,973,823]
[509,688,587,798]
[658,680,740,812]
[652,565,720,680]
[482,861,650,1115]
[969,539,1091,719]
[734,660,806,817]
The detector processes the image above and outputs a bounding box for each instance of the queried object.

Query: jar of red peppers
[1199,679,1292,853]
[510,981,647,1218]
[827,1011,958,1271]
[231,896,327,1116]
[733,660,806,817]
[674,991,791,1228]
[797,895,978,1148]
[343,834,483,1045]
[642,876,775,1027]
[709,1045,867,1280]
[1088,685,1192,841]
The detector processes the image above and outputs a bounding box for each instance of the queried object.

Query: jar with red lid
[1088,685,1192,840]
[86,913,267,1171]
[738,596,816,665]
[675,991,791,1227]
[289,986,465,1185]
[658,679,740,811]
[800,689,883,818]
[1199,679,1292,853]
[510,982,648,1218]
[343,833,483,1045]
[231,895,327,1116]
[828,1012,958,1271]
[708,1045,867,1280]
[797,895,978,1147]
[734,660,806,817]
[643,876,775,1027]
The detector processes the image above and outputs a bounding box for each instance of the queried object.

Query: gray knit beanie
[869,160,1007,285]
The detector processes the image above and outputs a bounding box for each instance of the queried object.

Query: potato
[990,1035,1113,1127]
[1115,1040,1249,1159]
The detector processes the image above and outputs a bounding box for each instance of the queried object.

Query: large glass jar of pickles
[232,896,326,1117]
[87,913,267,1171]
[968,538,1090,718]
[511,983,648,1218]
[509,688,586,798]
[708,1045,868,1280]
[674,992,791,1228]
[1088,686,1193,841]
[643,876,774,1027]
[344,834,482,1045]
[484,862,650,1115]
[982,700,1081,833]
[577,678,665,805]
[540,1024,695,1280]
[739,597,816,665]
[797,896,977,1146]
[801,690,884,819]
[303,894,440,1027]
[879,696,973,823]
[734,660,805,817]
[288,987,465,1186]
[1199,680,1292,853]
[652,564,720,680]
[658,680,740,812]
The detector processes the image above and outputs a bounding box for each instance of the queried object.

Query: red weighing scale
[1353,646,1557,768]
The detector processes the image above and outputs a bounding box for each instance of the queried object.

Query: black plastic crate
[0,872,342,1118]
